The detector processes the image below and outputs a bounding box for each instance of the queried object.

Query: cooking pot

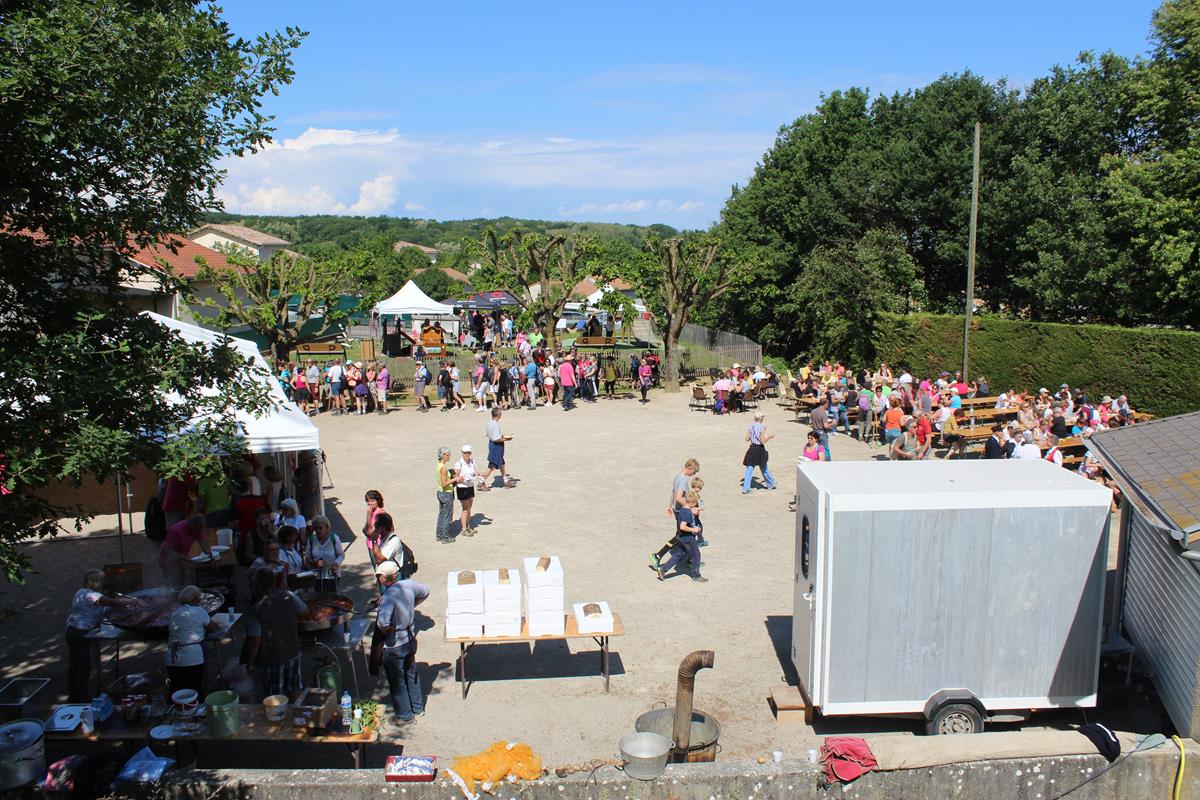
[618,731,671,781]
[0,719,44,790]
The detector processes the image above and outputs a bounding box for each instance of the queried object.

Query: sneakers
[698,540,708,548]
[649,553,664,581]
[461,528,475,538]
[390,716,415,729]
[504,478,517,488]
[690,574,709,583]
[437,537,455,544]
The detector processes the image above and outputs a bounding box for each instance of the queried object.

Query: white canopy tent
[143,311,320,454]
[374,280,455,317]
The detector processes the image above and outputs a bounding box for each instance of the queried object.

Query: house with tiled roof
[393,240,441,263]
[190,223,290,262]
[122,236,257,328]
[1087,412,1200,738]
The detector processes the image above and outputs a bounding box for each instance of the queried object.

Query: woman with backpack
[413,361,431,412]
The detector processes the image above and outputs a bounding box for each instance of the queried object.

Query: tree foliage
[598,234,756,391]
[467,228,591,343]
[716,0,1200,359]
[195,250,357,361]
[0,1,303,579]
[412,267,464,302]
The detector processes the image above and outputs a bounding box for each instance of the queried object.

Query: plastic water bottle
[340,691,352,728]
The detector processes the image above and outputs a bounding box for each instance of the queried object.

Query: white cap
[375,561,400,577]
[461,444,472,453]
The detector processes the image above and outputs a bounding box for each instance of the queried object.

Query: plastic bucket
[205,690,239,737]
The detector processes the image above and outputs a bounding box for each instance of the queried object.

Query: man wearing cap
[479,407,515,490]
[375,561,430,726]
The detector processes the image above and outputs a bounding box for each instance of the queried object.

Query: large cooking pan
[107,587,224,639]
[297,592,355,632]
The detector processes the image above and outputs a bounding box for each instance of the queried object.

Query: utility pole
[962,121,981,383]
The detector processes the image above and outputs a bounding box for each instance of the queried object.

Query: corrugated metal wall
[1123,510,1200,737]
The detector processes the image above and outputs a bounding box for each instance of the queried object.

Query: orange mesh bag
[448,741,543,797]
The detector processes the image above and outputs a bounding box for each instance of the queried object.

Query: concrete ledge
[155,749,1197,800]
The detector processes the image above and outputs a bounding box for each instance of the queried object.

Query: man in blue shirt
[523,356,540,409]
[375,562,431,726]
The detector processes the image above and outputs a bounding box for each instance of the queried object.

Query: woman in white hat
[274,497,308,539]
[453,445,478,537]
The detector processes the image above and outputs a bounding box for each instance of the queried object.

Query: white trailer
[792,459,1112,733]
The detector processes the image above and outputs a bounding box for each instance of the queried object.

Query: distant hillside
[200,212,677,257]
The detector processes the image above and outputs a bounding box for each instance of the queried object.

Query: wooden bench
[296,341,345,359]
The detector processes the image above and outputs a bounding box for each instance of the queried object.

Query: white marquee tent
[374,280,455,317]
[143,311,320,454]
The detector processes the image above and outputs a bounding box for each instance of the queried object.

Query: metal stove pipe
[672,650,715,758]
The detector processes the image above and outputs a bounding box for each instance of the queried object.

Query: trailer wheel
[927,703,983,735]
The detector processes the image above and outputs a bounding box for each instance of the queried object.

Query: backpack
[858,393,871,412]
[144,495,167,542]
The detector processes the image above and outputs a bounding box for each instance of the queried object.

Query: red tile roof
[393,240,440,256]
[128,237,234,279]
[414,266,469,283]
[572,278,598,298]
[192,223,290,246]
[609,278,633,291]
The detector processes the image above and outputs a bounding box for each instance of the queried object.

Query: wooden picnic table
[43,702,378,767]
[446,613,624,699]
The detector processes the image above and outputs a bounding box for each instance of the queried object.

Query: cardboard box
[445,622,483,639]
[527,615,565,637]
[523,556,564,588]
[447,598,484,615]
[446,570,484,599]
[483,569,522,613]
[484,620,521,637]
[572,601,614,634]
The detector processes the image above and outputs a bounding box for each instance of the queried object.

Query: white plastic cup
[216,528,233,547]
[773,750,783,764]
[808,749,818,764]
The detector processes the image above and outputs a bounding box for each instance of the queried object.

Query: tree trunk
[272,336,292,363]
[661,320,685,392]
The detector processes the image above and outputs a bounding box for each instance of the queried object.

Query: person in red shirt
[161,475,197,527]
[159,514,210,588]
[913,411,934,460]
[557,354,577,410]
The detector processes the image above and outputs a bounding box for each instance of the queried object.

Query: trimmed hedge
[874,313,1200,419]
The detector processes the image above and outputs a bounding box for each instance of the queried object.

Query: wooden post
[962,121,981,383]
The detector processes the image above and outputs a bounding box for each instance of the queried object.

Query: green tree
[1102,0,1200,327]
[0,1,303,579]
[413,267,463,302]
[613,234,756,392]
[195,251,357,361]
[793,230,922,364]
[468,228,591,344]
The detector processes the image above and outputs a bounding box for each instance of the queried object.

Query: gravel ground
[0,386,1138,770]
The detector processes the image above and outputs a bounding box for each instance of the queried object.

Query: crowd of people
[419,344,661,412]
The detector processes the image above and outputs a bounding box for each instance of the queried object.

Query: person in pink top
[558,354,577,410]
[637,356,654,403]
[159,514,210,588]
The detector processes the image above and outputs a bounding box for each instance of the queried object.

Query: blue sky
[218,1,1162,229]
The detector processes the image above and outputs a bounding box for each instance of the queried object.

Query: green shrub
[873,313,1200,418]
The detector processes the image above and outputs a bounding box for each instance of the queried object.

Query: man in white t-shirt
[326,360,346,415]
[1013,430,1042,460]
[479,407,515,490]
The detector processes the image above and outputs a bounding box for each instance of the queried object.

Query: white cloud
[220,126,770,224]
[348,174,397,215]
